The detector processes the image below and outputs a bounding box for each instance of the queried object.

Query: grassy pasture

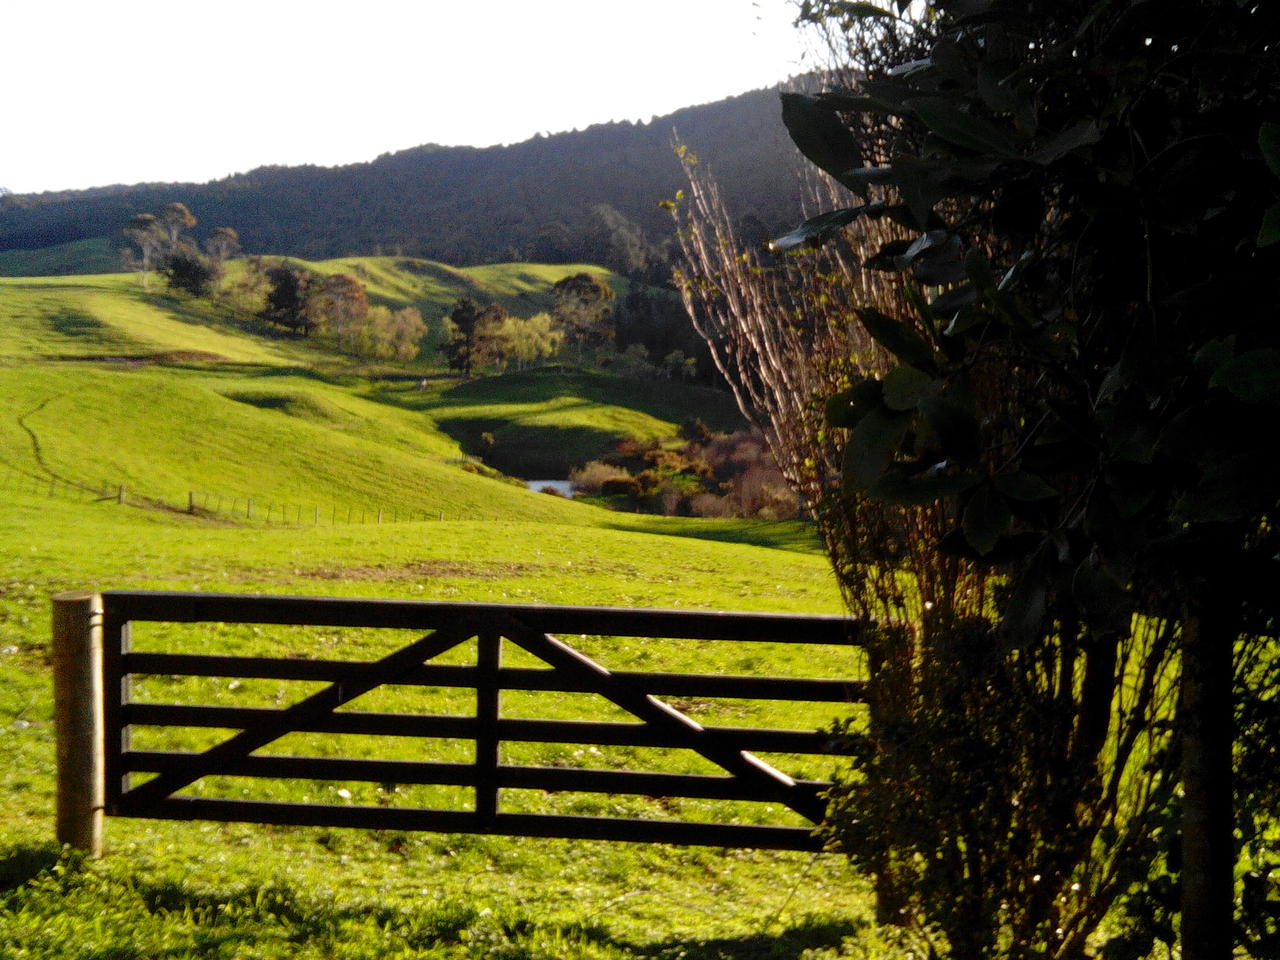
[0,493,867,959]
[0,268,873,958]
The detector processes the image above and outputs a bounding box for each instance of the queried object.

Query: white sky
[3,1,820,195]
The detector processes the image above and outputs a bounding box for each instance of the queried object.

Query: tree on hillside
[161,246,219,297]
[260,264,313,335]
[678,1,1280,958]
[158,202,197,251]
[439,296,508,377]
[551,272,614,362]
[495,311,563,370]
[332,304,426,361]
[370,305,427,361]
[255,264,423,359]
[121,203,230,297]
[204,226,240,265]
[306,273,368,336]
[122,213,165,289]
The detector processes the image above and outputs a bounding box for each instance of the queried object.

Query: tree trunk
[1180,611,1234,960]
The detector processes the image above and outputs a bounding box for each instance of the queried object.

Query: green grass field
[0,265,875,959]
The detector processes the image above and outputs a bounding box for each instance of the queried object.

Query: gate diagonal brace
[121,625,472,811]
[497,614,828,825]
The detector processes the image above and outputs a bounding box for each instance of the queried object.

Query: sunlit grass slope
[0,363,591,522]
[0,273,323,364]
[0,258,638,363]
[245,256,631,324]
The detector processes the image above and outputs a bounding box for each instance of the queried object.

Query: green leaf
[869,466,980,505]
[1029,120,1102,165]
[842,406,912,492]
[831,1,900,20]
[886,57,933,79]
[781,94,864,191]
[856,308,937,371]
[882,365,942,410]
[1258,203,1280,248]
[962,485,1013,556]
[889,154,949,228]
[1001,540,1057,646]
[1192,337,1235,374]
[919,397,981,460]
[897,231,966,285]
[906,97,1022,158]
[928,39,970,85]
[843,166,898,190]
[825,379,883,428]
[1260,122,1280,179]
[929,284,977,316]
[976,65,1036,133]
[770,207,864,252]
[1210,348,1280,406]
[861,80,919,114]
[864,237,916,272]
[994,472,1059,501]
[963,249,996,293]
[937,528,1039,564]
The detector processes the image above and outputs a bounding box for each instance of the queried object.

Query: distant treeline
[0,88,807,280]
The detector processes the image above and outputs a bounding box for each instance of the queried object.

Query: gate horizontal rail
[69,590,867,853]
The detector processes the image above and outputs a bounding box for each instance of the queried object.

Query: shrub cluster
[570,427,800,520]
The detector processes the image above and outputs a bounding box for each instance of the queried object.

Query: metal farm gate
[52,591,865,855]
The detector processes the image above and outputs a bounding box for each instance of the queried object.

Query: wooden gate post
[51,591,105,857]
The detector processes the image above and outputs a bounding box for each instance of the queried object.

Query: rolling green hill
[0,259,731,499]
[0,264,860,960]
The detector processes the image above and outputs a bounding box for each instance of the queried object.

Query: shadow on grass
[1,857,862,960]
[605,517,826,556]
[0,842,78,892]
[626,916,860,959]
[362,366,742,426]
[49,312,108,338]
[437,418,625,477]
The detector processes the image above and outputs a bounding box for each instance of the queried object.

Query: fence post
[51,591,105,857]
[188,491,196,514]
[117,485,126,505]
[475,631,501,822]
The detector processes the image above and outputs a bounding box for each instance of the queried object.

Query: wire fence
[0,464,450,526]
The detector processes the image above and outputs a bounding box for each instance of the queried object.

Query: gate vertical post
[475,631,501,822]
[51,591,105,857]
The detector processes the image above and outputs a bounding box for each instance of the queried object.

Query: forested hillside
[0,87,807,275]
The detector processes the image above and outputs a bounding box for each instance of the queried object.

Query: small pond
[525,479,575,497]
